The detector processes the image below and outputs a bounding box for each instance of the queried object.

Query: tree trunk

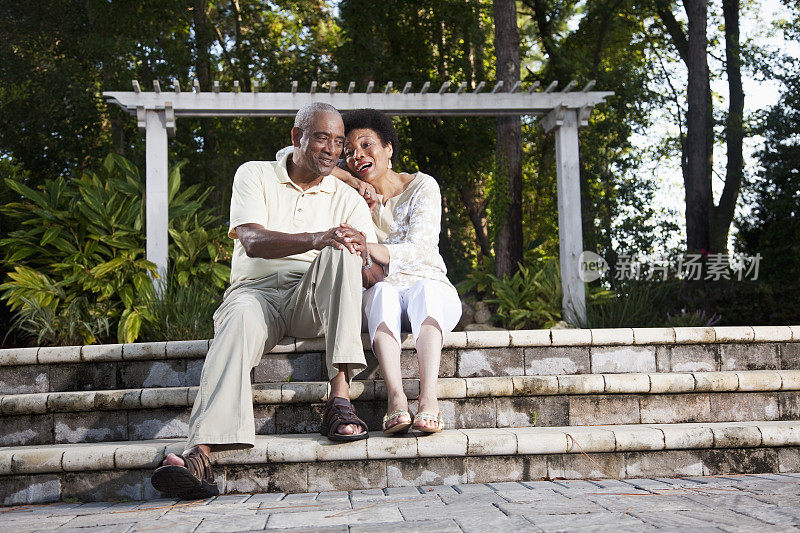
[493,0,524,277]
[682,0,712,252]
[710,0,744,252]
[192,0,218,182]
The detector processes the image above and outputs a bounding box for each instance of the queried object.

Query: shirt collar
[276,150,337,194]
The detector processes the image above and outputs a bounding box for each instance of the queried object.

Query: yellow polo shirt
[227,152,377,284]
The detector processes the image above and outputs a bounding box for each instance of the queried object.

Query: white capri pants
[362,279,462,345]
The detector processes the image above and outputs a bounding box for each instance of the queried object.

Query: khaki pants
[187,247,366,451]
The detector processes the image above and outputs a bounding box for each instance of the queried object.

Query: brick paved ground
[2,473,800,532]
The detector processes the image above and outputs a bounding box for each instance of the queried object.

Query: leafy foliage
[0,154,230,345]
[139,280,222,342]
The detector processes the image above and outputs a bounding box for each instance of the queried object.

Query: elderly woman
[338,109,461,434]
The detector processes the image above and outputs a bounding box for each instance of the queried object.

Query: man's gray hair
[294,102,341,137]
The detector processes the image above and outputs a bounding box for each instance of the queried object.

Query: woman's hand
[355,181,379,212]
[331,167,379,212]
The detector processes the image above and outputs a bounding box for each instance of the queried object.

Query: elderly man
[151,102,377,499]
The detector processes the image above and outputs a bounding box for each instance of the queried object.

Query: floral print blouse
[375,172,454,290]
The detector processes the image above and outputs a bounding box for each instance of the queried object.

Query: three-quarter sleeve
[383,178,442,276]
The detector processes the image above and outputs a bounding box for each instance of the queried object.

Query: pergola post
[544,107,586,327]
[145,109,169,291]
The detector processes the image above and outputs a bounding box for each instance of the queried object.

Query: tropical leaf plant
[1,153,231,345]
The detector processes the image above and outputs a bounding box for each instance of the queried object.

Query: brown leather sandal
[150,446,220,499]
[321,396,369,442]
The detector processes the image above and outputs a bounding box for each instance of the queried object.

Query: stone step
[3,420,800,504]
[2,326,798,394]
[3,371,799,445]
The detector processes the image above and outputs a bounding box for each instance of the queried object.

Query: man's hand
[335,224,370,264]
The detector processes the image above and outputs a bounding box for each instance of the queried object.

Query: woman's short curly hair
[342,108,400,165]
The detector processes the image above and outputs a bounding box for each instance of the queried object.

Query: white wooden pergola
[104,79,612,326]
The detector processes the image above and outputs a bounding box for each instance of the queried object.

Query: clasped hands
[312,223,369,265]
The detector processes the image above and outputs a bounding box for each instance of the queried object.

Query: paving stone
[367,433,417,460]
[1,474,61,505]
[720,343,781,371]
[610,426,664,451]
[632,328,676,345]
[781,342,800,370]
[640,393,711,424]
[122,341,167,360]
[693,371,739,392]
[602,373,651,393]
[351,519,461,533]
[510,329,551,346]
[266,504,403,528]
[451,397,496,429]
[165,339,209,359]
[308,459,387,492]
[559,452,626,480]
[629,509,736,530]
[252,404,278,435]
[625,450,706,478]
[757,421,800,446]
[387,457,467,487]
[711,392,779,422]
[701,448,779,476]
[751,326,794,343]
[495,396,569,428]
[81,344,124,363]
[274,403,325,434]
[496,497,607,516]
[62,470,144,502]
[714,326,756,343]
[528,510,648,531]
[550,328,592,346]
[674,327,716,344]
[512,375,559,395]
[94,389,142,410]
[456,513,540,533]
[128,408,189,440]
[711,424,763,448]
[0,347,39,366]
[568,395,640,426]
[51,362,118,392]
[0,365,50,394]
[120,360,187,389]
[457,347,523,377]
[648,372,695,393]
[590,328,635,346]
[0,414,53,446]
[253,352,324,383]
[779,391,800,420]
[778,447,800,473]
[55,411,128,443]
[668,345,719,372]
[1,392,50,415]
[591,346,656,373]
[524,346,589,375]
[779,369,800,390]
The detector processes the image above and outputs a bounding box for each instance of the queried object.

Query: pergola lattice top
[103,79,614,326]
[105,79,612,130]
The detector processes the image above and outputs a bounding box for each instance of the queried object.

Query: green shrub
[139,279,222,341]
[1,153,231,345]
[585,280,671,328]
[478,257,613,330]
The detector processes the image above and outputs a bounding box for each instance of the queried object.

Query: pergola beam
[104,90,612,118]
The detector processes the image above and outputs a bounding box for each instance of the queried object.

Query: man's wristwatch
[362,253,373,270]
